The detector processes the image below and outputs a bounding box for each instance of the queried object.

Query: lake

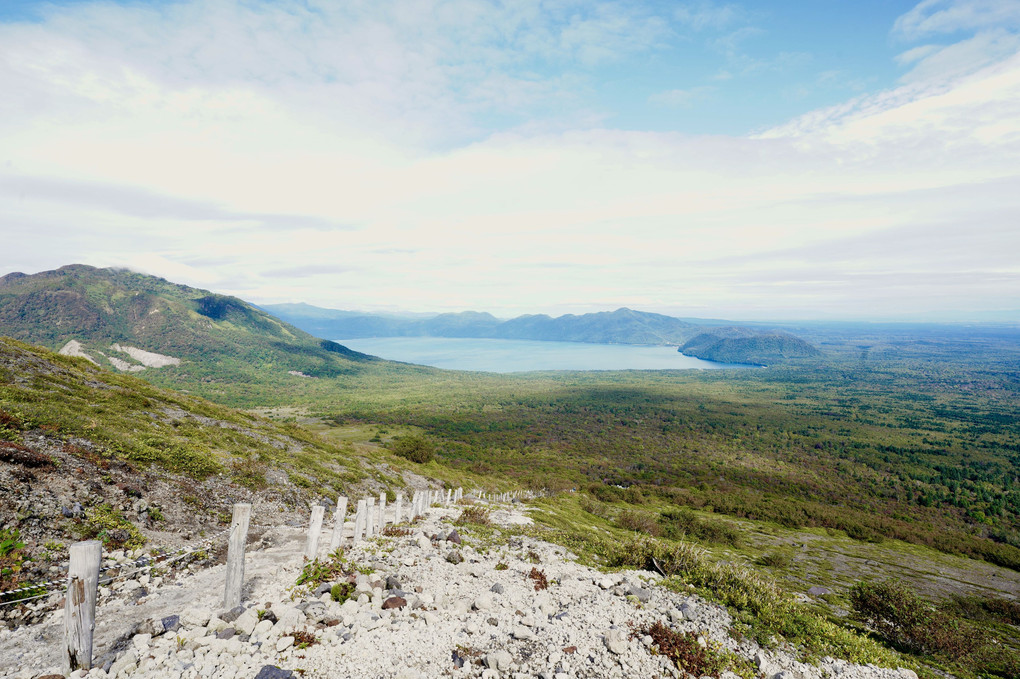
[334,337,750,373]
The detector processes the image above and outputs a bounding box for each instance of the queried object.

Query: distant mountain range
[0,266,819,377]
[261,303,820,365]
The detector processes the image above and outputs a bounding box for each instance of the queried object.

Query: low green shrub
[848,581,976,658]
[578,495,612,519]
[73,504,145,550]
[617,509,661,536]
[756,550,794,568]
[612,537,900,664]
[390,435,435,464]
[455,505,491,526]
[659,508,742,547]
[0,529,29,596]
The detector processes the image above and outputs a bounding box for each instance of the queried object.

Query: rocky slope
[0,337,404,603]
[0,499,919,679]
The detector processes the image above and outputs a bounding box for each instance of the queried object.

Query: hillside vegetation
[0,265,394,399]
[1,268,1019,676]
[0,336,427,599]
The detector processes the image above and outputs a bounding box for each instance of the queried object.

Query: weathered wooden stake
[63,539,102,675]
[378,492,387,531]
[223,503,251,609]
[305,505,325,561]
[352,500,366,543]
[365,497,376,536]
[329,496,348,550]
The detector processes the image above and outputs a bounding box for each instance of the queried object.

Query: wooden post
[329,496,348,551]
[394,493,403,524]
[352,500,365,543]
[63,540,102,674]
[305,505,325,561]
[378,492,387,531]
[365,497,376,536]
[223,503,251,609]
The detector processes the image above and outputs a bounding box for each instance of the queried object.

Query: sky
[1,0,1019,321]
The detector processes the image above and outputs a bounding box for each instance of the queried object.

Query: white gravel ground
[0,499,920,679]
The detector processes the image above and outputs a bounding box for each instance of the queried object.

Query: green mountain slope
[0,265,405,402]
[680,328,821,365]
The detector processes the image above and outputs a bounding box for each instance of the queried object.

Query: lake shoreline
[334,336,752,373]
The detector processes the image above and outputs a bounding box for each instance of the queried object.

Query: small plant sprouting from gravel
[526,549,541,564]
[330,582,355,603]
[292,630,319,650]
[494,562,508,571]
[295,549,349,591]
[455,506,491,526]
[631,621,734,678]
[382,525,412,537]
[528,567,548,591]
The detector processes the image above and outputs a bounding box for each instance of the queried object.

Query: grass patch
[455,505,491,526]
[295,549,349,592]
[72,504,145,550]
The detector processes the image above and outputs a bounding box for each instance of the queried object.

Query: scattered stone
[628,584,652,603]
[512,625,535,640]
[219,605,245,623]
[604,628,628,655]
[485,650,514,672]
[447,529,462,544]
[446,550,464,564]
[161,614,181,633]
[382,596,407,610]
[0,495,936,679]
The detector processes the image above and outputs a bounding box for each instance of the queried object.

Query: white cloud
[894,0,1020,39]
[0,0,1018,320]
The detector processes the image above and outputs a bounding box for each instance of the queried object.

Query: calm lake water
[335,337,749,373]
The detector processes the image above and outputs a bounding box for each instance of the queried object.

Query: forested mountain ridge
[262,302,821,363]
[0,265,386,396]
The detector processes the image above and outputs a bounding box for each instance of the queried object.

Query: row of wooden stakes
[302,486,466,560]
[63,486,465,675]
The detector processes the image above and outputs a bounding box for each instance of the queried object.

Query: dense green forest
[308,332,1020,572]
